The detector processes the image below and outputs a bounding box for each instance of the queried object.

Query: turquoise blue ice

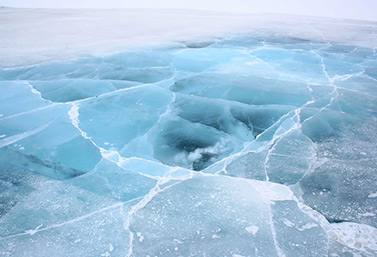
[1,34,377,256]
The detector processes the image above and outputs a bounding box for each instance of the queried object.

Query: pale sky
[1,0,377,21]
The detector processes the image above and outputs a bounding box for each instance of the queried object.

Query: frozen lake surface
[0,8,377,257]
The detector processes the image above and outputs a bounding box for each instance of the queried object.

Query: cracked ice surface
[1,11,377,257]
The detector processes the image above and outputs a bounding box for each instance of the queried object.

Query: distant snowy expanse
[0,8,377,257]
[2,0,377,21]
[1,8,377,67]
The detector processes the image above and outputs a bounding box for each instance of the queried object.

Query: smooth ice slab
[128,175,328,257]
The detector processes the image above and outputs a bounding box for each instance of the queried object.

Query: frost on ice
[1,10,377,257]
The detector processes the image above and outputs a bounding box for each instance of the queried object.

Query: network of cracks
[0,34,377,256]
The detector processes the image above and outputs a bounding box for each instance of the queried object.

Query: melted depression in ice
[1,35,377,256]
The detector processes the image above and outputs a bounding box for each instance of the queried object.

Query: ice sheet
[1,8,377,257]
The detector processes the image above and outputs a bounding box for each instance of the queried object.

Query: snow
[1,8,377,68]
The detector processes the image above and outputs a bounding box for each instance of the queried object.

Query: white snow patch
[250,180,294,201]
[25,224,43,236]
[360,212,376,217]
[136,232,144,242]
[329,222,377,253]
[282,219,295,228]
[300,223,319,230]
[245,225,259,235]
